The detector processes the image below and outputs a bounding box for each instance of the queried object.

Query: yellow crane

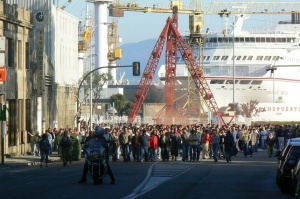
[79,0,123,62]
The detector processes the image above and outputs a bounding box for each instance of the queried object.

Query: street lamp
[232,20,236,123]
[76,62,140,129]
[266,56,283,103]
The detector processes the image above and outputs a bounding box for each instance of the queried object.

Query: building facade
[0,0,80,157]
[0,1,33,156]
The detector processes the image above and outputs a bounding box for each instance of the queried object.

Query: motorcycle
[85,138,107,185]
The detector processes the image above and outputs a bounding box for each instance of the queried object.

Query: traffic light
[132,62,140,76]
[76,116,81,124]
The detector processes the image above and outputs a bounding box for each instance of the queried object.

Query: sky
[59,0,296,44]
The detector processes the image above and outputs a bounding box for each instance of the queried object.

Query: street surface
[0,150,294,199]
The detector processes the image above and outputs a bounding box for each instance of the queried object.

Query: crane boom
[127,6,227,125]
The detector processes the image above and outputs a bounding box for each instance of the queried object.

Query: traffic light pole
[76,63,140,129]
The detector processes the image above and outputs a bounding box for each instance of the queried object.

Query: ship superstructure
[158,14,300,122]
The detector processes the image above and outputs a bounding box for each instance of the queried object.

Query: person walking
[241,128,250,157]
[138,129,150,162]
[266,132,276,157]
[260,126,268,150]
[170,129,181,161]
[181,128,190,161]
[224,130,234,162]
[39,133,51,168]
[60,131,73,166]
[149,130,159,162]
[119,127,130,162]
[160,129,170,162]
[201,129,211,159]
[189,129,200,162]
[211,129,220,162]
[28,131,41,156]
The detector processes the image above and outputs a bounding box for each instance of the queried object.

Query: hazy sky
[60,0,295,44]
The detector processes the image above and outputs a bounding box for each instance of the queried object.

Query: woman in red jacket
[149,130,160,162]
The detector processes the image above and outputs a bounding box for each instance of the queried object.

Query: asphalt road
[0,150,294,199]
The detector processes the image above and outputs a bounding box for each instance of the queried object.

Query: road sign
[0,67,7,81]
[214,115,220,121]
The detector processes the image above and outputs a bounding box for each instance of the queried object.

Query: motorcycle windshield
[85,138,105,156]
[88,139,103,149]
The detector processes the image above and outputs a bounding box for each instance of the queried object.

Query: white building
[6,0,80,131]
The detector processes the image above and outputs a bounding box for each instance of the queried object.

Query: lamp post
[76,62,140,129]
[232,21,236,122]
[89,38,94,131]
[266,57,283,103]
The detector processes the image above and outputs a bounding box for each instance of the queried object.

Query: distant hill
[116,39,165,85]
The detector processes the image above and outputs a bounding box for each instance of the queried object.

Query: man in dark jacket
[60,131,73,166]
[224,130,234,162]
[138,129,149,162]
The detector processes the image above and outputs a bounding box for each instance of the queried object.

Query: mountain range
[117,39,165,85]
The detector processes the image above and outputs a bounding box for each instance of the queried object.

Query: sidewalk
[0,152,61,170]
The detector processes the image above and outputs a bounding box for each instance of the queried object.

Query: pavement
[0,151,62,170]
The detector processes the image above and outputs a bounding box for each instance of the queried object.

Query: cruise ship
[157,14,300,122]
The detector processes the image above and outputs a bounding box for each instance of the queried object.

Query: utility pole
[0,36,7,165]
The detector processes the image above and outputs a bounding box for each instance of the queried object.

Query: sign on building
[0,67,7,82]
[33,10,48,25]
[36,29,44,97]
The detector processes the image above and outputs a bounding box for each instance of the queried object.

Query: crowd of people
[28,122,300,166]
[77,122,300,163]
[28,127,75,167]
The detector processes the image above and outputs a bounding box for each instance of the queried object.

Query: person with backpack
[39,133,51,168]
[60,131,73,166]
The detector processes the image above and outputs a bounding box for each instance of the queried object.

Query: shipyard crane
[79,0,123,63]
[127,6,226,125]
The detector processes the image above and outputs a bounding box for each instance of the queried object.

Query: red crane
[127,6,229,125]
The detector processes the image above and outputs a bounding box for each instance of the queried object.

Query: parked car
[277,143,300,193]
[276,140,300,185]
[291,160,300,197]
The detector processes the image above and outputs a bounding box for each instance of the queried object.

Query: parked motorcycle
[85,138,107,185]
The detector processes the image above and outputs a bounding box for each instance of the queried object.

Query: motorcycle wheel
[93,175,100,185]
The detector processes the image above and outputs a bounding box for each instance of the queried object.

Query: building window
[26,99,32,143]
[221,56,229,60]
[7,38,14,67]
[264,56,272,60]
[18,40,22,69]
[247,56,253,60]
[8,100,17,146]
[25,42,30,69]
[213,56,220,60]
[256,56,263,60]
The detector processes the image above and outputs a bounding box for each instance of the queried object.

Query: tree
[110,94,132,117]
[81,72,112,123]
[236,99,265,118]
